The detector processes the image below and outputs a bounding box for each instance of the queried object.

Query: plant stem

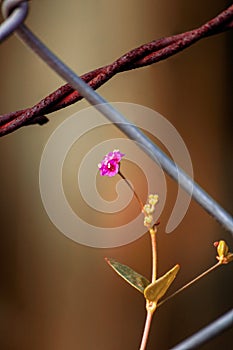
[118,170,144,210]
[139,228,158,350]
[150,228,157,282]
[157,261,221,308]
[139,310,153,350]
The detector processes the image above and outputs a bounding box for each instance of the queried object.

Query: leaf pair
[105,258,179,306]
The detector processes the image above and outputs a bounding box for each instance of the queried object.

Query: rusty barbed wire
[0,3,233,137]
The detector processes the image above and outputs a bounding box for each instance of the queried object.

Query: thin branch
[157,262,221,308]
[139,310,153,350]
[139,226,158,349]
[118,170,144,210]
[150,229,157,283]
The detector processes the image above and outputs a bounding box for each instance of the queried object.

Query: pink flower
[98,149,125,177]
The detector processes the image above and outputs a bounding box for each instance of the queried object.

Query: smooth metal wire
[0,0,27,42]
[170,308,233,350]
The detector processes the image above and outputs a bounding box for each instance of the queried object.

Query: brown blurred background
[0,1,232,349]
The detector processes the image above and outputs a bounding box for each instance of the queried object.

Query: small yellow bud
[143,204,152,214]
[215,240,233,264]
[144,215,153,225]
[149,194,159,206]
[217,240,228,257]
[143,194,159,229]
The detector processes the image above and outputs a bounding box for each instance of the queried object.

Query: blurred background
[0,0,232,349]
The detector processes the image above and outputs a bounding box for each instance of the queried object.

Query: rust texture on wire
[0,4,233,137]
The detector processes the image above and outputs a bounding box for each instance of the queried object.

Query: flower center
[108,162,116,171]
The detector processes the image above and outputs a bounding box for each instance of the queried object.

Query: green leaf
[144,264,180,302]
[105,258,150,293]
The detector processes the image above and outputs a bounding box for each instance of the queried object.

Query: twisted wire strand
[0,4,233,136]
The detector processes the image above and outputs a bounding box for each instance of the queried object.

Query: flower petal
[98,150,124,177]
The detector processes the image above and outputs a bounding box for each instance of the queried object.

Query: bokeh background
[0,1,232,349]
